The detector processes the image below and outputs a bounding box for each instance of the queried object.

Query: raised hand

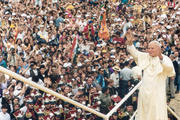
[125,30,134,45]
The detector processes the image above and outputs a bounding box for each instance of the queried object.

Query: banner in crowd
[98,11,110,40]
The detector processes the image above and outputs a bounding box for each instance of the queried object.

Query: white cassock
[127,45,175,120]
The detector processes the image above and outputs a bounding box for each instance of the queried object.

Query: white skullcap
[149,41,162,48]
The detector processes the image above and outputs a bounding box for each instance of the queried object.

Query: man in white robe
[125,31,175,120]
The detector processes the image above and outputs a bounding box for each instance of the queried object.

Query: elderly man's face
[147,42,160,57]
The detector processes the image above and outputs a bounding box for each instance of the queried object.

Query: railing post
[106,81,142,118]
[167,105,180,120]
[129,110,137,120]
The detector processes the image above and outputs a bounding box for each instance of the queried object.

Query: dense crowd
[0,0,179,120]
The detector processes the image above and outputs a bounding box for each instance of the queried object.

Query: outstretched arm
[125,30,142,62]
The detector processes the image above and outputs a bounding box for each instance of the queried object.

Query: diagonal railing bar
[0,66,108,120]
[106,80,180,120]
[106,81,142,119]
[129,110,137,120]
[1,66,179,120]
[167,105,180,120]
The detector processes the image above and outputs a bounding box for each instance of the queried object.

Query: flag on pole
[83,21,95,40]
[98,11,110,40]
[69,37,76,59]
[14,25,19,44]
[69,37,79,63]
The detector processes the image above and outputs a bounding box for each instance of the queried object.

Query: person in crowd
[169,54,178,98]
[119,61,133,98]
[99,87,112,114]
[107,79,117,96]
[110,65,121,94]
[0,105,11,120]
[0,55,7,68]
[174,51,180,93]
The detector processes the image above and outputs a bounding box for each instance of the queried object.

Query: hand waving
[125,30,134,45]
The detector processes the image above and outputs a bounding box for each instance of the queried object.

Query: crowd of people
[0,0,179,120]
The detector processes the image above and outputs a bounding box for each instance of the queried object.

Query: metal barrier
[0,66,108,120]
[105,79,180,120]
[167,106,180,120]
[106,81,142,119]
[0,66,179,120]
[129,110,137,120]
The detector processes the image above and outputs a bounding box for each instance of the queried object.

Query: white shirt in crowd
[110,72,119,88]
[120,67,133,81]
[52,0,58,3]
[27,77,44,87]
[37,30,48,41]
[76,19,87,32]
[0,112,11,120]
[17,32,25,40]
[79,43,90,53]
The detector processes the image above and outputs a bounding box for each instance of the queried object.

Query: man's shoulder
[162,54,171,61]
[121,67,131,71]
[120,68,126,72]
[0,112,10,116]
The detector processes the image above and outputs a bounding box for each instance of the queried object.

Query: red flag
[83,23,95,40]
[14,28,19,44]
[113,37,125,44]
[69,37,77,59]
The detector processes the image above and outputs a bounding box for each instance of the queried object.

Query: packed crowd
[0,0,179,120]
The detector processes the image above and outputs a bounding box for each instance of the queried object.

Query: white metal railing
[105,79,180,120]
[0,66,108,119]
[129,110,137,120]
[167,106,180,120]
[0,66,179,120]
[105,81,142,119]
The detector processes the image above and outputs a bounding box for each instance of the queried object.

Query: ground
[169,92,180,118]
